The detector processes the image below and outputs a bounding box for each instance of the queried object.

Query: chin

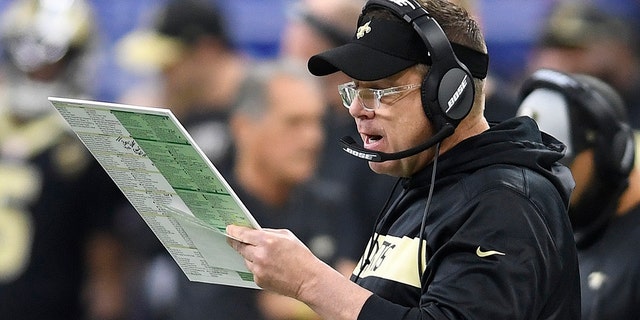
[369,161,400,177]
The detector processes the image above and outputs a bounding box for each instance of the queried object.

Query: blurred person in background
[116,0,248,171]
[0,0,128,319]
[526,1,640,130]
[170,58,358,320]
[279,0,396,260]
[518,68,640,320]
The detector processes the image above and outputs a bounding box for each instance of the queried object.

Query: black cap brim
[308,18,427,81]
[308,42,419,81]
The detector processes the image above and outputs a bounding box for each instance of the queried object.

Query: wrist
[298,261,372,320]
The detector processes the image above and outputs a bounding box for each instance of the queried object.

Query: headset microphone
[340,123,455,162]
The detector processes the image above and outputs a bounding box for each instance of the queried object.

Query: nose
[347,96,373,119]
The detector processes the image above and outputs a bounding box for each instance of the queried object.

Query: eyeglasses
[338,81,421,112]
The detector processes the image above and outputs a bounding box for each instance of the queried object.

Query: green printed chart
[49,97,260,289]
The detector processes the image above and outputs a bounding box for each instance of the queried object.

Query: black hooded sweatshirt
[352,116,581,320]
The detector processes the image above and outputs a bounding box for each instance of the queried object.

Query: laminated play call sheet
[48,97,260,289]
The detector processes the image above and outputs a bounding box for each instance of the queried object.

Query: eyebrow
[355,67,418,88]
[354,79,396,89]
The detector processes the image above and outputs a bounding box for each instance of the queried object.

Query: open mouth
[364,134,383,148]
[367,134,382,142]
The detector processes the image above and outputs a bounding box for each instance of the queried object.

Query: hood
[407,116,575,206]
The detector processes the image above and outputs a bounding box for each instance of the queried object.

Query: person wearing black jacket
[227,0,580,319]
[518,68,640,320]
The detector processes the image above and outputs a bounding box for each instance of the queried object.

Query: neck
[617,168,640,216]
[439,113,489,155]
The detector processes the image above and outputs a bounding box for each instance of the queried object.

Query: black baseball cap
[308,17,488,81]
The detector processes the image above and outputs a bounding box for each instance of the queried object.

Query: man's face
[348,68,434,177]
[255,75,326,185]
[161,46,201,114]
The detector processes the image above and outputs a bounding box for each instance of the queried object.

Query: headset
[349,0,479,300]
[340,0,477,162]
[519,69,635,180]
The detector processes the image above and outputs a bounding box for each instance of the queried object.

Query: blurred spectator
[526,1,640,129]
[0,0,128,319]
[170,58,358,320]
[116,0,247,171]
[517,68,640,320]
[279,0,397,259]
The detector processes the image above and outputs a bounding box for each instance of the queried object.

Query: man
[227,0,580,319]
[518,68,640,320]
[171,58,358,320]
[0,0,127,319]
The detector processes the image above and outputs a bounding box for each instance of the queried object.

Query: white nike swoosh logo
[476,246,506,258]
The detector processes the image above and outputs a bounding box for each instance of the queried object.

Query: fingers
[226,225,267,266]
[226,226,291,268]
[226,225,256,245]
[227,225,292,245]
[226,232,255,271]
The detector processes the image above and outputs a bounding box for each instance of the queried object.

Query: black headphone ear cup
[420,67,474,131]
[438,68,474,122]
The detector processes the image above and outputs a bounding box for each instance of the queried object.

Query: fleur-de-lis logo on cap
[356,21,372,39]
